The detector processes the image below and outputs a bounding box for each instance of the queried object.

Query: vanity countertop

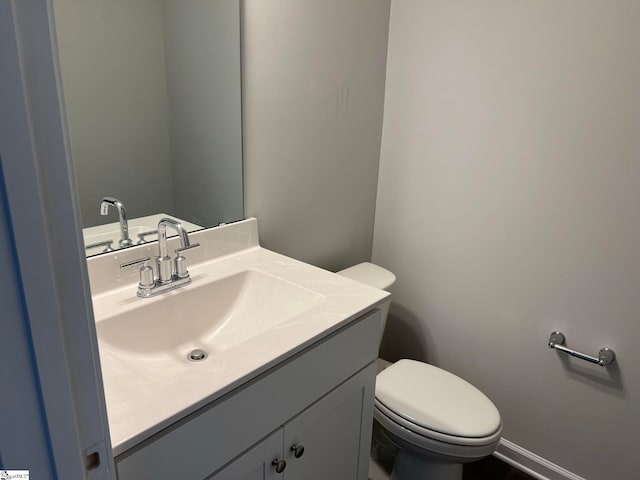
[88,218,388,456]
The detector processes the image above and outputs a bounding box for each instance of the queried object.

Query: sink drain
[187,349,208,362]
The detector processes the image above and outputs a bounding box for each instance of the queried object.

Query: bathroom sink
[96,269,325,376]
[88,218,390,453]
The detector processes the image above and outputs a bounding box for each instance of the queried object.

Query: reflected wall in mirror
[52,0,244,256]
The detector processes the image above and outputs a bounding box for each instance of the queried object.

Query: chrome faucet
[156,218,198,284]
[100,196,132,248]
[120,218,200,298]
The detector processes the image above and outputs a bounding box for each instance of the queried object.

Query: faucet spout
[119,218,200,297]
[157,217,191,258]
[100,196,132,247]
[155,218,199,284]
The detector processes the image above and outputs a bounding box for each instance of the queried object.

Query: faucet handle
[120,256,151,268]
[175,243,200,254]
[136,229,158,244]
[85,239,114,253]
[120,257,155,290]
[174,244,200,279]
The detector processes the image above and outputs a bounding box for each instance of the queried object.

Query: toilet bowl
[337,263,502,480]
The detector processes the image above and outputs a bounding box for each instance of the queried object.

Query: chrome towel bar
[548,331,615,367]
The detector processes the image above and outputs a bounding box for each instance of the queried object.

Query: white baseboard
[494,439,586,480]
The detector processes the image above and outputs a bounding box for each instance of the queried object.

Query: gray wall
[53,0,175,227]
[164,0,243,227]
[373,1,640,478]
[242,0,391,271]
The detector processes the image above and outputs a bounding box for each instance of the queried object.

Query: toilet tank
[337,262,396,347]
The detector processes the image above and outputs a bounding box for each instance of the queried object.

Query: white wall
[373,1,640,478]
[243,0,390,271]
[53,0,175,227]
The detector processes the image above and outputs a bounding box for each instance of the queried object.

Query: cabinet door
[283,364,376,480]
[207,429,284,480]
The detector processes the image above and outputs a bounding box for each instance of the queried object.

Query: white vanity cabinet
[206,430,283,480]
[280,365,374,480]
[115,310,380,480]
[209,365,374,480]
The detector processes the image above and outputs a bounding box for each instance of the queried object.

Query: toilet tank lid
[337,262,396,290]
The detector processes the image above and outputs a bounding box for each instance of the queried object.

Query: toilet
[338,263,502,480]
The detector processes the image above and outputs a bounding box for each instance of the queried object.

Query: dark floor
[370,448,536,480]
[463,455,535,480]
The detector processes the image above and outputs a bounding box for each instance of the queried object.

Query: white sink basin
[88,218,389,454]
[96,270,325,376]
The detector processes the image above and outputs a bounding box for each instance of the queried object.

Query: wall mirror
[51,0,243,257]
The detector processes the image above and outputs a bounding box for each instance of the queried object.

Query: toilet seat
[374,403,501,462]
[374,359,502,451]
[374,399,501,448]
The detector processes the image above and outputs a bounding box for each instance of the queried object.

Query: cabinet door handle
[272,458,287,473]
[290,444,305,458]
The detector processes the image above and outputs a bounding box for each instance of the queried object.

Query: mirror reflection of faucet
[137,229,158,244]
[82,212,203,257]
[100,196,133,248]
[84,239,114,253]
[120,218,200,298]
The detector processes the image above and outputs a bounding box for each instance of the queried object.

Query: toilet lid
[375,359,501,438]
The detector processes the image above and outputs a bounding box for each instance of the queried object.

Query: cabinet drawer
[116,310,380,480]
